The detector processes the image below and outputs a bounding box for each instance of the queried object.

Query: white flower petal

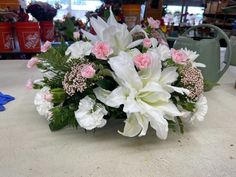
[130,25,148,38]
[160,67,178,84]
[118,114,142,137]
[139,82,171,102]
[140,51,162,83]
[193,62,206,68]
[150,38,158,48]
[127,39,143,49]
[165,85,190,95]
[74,96,108,130]
[150,44,171,61]
[136,113,149,136]
[65,41,92,59]
[81,29,99,43]
[108,52,143,90]
[95,87,126,108]
[182,48,199,61]
[34,86,53,119]
[157,102,182,117]
[191,95,208,121]
[148,110,168,140]
[90,17,106,40]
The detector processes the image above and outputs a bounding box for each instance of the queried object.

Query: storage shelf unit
[203,0,236,35]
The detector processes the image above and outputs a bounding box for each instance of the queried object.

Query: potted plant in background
[15,7,41,53]
[0,9,17,52]
[26,1,59,42]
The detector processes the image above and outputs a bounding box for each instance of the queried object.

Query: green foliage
[176,117,184,134]
[171,93,196,112]
[63,18,75,41]
[96,77,118,91]
[49,106,78,131]
[163,58,176,67]
[51,88,67,104]
[204,80,219,91]
[168,120,177,132]
[37,46,70,73]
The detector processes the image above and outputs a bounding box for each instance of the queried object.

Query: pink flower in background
[91,42,113,60]
[73,31,80,40]
[147,17,160,29]
[134,53,151,70]
[43,93,53,102]
[25,79,33,90]
[27,57,39,69]
[41,41,51,53]
[143,38,152,48]
[81,65,96,78]
[171,49,188,64]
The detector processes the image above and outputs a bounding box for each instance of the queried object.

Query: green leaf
[96,77,118,91]
[63,18,75,41]
[49,106,77,131]
[51,88,67,104]
[176,117,184,134]
[167,120,177,132]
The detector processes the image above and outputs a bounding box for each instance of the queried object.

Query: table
[0,60,236,177]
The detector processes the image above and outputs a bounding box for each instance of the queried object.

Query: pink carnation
[143,38,152,48]
[27,57,39,69]
[25,79,33,90]
[147,17,160,29]
[41,41,51,53]
[171,49,188,64]
[81,65,96,78]
[134,53,151,70]
[43,93,53,102]
[92,42,113,60]
[73,31,80,40]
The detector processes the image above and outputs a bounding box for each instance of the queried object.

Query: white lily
[82,8,146,55]
[94,51,189,139]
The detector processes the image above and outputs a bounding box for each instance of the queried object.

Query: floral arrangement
[27,9,208,139]
[26,1,59,21]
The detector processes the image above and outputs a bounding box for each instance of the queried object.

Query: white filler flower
[75,96,108,130]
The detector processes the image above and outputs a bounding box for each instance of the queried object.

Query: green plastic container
[173,24,232,83]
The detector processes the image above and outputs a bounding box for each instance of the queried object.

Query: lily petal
[109,52,143,90]
[165,85,190,95]
[160,67,178,84]
[118,113,142,137]
[127,39,143,49]
[148,110,168,140]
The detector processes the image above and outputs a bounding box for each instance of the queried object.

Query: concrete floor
[0,60,236,177]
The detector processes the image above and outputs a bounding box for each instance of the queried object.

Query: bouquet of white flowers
[26,9,207,139]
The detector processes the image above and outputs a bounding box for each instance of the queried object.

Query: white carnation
[34,87,53,119]
[65,41,92,59]
[191,95,208,121]
[75,96,107,130]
